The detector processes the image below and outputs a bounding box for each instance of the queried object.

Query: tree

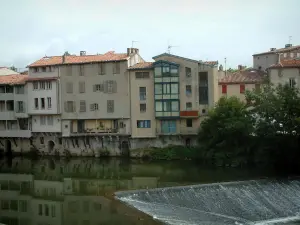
[245,83,300,171]
[197,96,255,166]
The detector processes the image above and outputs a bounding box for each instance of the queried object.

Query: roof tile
[219,68,266,84]
[269,59,300,69]
[28,51,129,67]
[0,75,28,85]
[128,62,153,70]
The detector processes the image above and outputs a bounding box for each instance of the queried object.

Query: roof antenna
[132,40,139,48]
[167,39,179,54]
[224,57,227,76]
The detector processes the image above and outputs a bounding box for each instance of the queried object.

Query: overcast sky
[1,0,300,70]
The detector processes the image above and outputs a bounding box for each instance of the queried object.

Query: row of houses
[0,44,300,156]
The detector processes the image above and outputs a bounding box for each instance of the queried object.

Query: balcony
[180,110,199,118]
[0,111,16,120]
[70,128,130,136]
[155,112,180,118]
[0,130,31,138]
[0,93,14,101]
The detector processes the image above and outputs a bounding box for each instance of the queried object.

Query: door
[78,120,85,133]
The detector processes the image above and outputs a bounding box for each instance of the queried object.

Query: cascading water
[115,179,300,225]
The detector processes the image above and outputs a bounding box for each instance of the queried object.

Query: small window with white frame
[33,82,38,90]
[289,78,297,88]
[46,81,52,90]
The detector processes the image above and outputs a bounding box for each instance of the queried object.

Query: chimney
[285,44,292,48]
[238,65,243,70]
[127,48,139,56]
[219,64,223,71]
[270,48,276,51]
[80,51,86,56]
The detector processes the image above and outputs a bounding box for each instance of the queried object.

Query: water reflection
[0,157,278,225]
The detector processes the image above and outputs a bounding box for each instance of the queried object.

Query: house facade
[1,48,219,156]
[0,74,31,155]
[218,68,266,101]
[268,58,300,88]
[253,44,300,71]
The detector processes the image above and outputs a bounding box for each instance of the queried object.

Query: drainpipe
[128,70,132,136]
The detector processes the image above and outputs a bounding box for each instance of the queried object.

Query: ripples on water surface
[0,156,297,225]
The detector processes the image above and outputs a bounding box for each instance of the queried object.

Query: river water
[0,157,298,225]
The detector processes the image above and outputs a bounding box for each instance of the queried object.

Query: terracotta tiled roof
[128,62,154,70]
[219,68,266,84]
[268,59,300,69]
[28,51,129,67]
[204,61,218,66]
[27,77,58,82]
[0,74,28,85]
[253,45,300,56]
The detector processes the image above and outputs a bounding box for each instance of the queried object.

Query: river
[0,157,298,225]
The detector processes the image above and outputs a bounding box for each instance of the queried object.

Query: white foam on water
[116,179,300,225]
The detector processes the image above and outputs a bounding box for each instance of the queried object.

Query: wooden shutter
[113,81,117,93]
[222,85,227,94]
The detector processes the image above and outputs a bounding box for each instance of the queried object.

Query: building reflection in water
[0,158,162,225]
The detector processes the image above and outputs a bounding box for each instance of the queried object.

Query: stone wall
[0,134,197,157]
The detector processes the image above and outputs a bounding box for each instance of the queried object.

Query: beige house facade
[218,68,266,101]
[253,44,300,71]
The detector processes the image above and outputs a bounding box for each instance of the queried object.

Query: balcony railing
[180,110,199,118]
[70,127,129,136]
[0,130,31,138]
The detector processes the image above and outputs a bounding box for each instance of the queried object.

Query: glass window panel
[171,83,178,94]
[155,101,162,111]
[154,67,162,77]
[163,66,170,73]
[171,101,179,111]
[155,84,162,94]
[164,102,172,111]
[170,66,178,76]
[163,84,170,94]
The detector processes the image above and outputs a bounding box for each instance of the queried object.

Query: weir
[116,179,300,225]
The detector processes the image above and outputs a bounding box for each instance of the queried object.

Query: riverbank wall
[0,135,198,158]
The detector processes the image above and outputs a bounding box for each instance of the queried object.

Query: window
[42,67,46,72]
[170,65,178,76]
[155,100,179,112]
[15,85,24,94]
[79,81,85,93]
[6,100,14,111]
[51,205,56,217]
[34,98,39,109]
[289,78,297,88]
[33,82,38,90]
[137,120,151,128]
[199,87,208,104]
[186,119,193,127]
[255,84,260,92]
[297,53,300,57]
[199,72,208,86]
[154,66,162,77]
[80,101,86,112]
[65,101,75,112]
[139,87,146,100]
[107,100,114,113]
[79,65,84,76]
[186,102,192,110]
[222,85,227,94]
[135,72,150,79]
[90,103,99,111]
[284,53,287,58]
[47,116,53,125]
[113,62,120,74]
[33,67,38,73]
[45,204,49,216]
[17,101,24,113]
[290,52,294,58]
[107,80,114,93]
[155,83,179,95]
[140,103,146,112]
[38,204,43,215]
[41,98,45,109]
[46,97,52,109]
[94,84,104,92]
[185,67,192,77]
[19,200,27,212]
[98,63,106,75]
[66,82,73,93]
[40,116,46,125]
[161,120,177,133]
[240,84,245,93]
[186,85,192,96]
[46,81,52,89]
[40,81,45,89]
[67,65,72,76]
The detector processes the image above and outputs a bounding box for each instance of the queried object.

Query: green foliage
[197,96,255,166]
[198,83,300,172]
